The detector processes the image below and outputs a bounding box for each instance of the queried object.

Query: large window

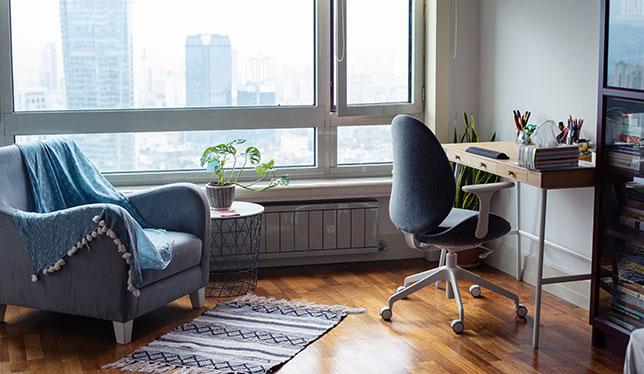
[1,0,423,183]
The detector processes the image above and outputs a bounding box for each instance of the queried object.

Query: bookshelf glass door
[606,97,644,175]
[600,176,644,331]
[606,0,644,91]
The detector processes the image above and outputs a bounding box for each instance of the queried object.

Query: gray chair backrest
[0,145,35,212]
[389,115,455,234]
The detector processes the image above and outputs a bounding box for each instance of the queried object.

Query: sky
[10,0,407,72]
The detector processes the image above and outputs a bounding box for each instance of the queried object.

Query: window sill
[121,176,393,202]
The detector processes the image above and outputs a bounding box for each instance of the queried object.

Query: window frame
[334,0,424,117]
[0,0,423,186]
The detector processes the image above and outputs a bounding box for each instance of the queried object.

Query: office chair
[380,115,527,333]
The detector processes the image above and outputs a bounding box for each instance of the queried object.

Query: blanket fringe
[32,215,141,297]
[233,293,366,314]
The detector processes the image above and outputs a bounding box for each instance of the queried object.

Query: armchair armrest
[461,181,514,239]
[127,183,210,243]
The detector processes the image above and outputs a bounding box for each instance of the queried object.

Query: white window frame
[0,0,423,186]
[334,0,424,117]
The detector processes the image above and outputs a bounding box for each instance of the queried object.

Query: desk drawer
[497,164,528,183]
[445,149,470,164]
[469,155,498,174]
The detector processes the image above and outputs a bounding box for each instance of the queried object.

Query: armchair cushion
[140,231,202,288]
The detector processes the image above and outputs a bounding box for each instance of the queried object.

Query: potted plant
[200,139,289,210]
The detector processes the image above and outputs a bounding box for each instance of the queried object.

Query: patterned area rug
[103,294,365,374]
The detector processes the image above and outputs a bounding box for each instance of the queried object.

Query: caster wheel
[380,306,392,321]
[515,304,528,318]
[451,319,464,334]
[397,286,409,299]
[469,285,481,298]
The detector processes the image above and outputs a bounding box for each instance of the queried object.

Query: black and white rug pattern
[103,294,364,374]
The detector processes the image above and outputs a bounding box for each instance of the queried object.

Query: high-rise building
[59,0,133,110]
[40,43,59,93]
[185,34,232,107]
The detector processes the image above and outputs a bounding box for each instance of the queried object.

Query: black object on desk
[465,146,509,160]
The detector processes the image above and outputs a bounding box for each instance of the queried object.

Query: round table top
[210,201,264,219]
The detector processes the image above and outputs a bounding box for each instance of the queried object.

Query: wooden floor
[0,259,624,373]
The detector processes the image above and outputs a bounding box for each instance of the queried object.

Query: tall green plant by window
[453,113,500,210]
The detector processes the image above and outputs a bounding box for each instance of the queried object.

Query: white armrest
[403,231,432,250]
[461,181,514,239]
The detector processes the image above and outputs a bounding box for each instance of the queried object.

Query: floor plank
[0,259,625,373]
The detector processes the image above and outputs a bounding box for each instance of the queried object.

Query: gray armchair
[0,144,211,344]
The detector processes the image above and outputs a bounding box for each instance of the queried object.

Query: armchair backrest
[389,115,455,234]
[0,145,35,212]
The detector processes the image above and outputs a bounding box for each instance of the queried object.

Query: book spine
[626,189,644,203]
[623,206,644,220]
[613,300,644,320]
[625,198,644,210]
[620,215,644,231]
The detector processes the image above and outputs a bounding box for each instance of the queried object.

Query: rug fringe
[101,357,177,373]
[234,293,366,314]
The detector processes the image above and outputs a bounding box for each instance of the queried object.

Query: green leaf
[255,160,276,176]
[243,146,261,165]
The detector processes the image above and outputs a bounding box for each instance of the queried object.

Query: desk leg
[516,182,522,281]
[532,188,547,348]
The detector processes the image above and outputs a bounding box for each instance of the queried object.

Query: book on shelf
[617,252,644,285]
[619,215,644,232]
[603,310,644,331]
[609,143,644,172]
[517,145,579,170]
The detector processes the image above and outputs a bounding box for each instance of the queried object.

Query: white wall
[476,0,601,308]
[449,0,481,140]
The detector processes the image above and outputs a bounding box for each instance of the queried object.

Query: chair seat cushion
[415,208,511,247]
[140,231,202,288]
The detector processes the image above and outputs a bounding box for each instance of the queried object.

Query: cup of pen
[513,110,534,144]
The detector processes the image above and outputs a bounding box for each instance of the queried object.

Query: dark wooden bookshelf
[591,0,644,356]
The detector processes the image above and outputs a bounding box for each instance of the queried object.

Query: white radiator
[259,199,380,259]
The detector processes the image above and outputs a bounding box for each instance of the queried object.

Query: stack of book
[608,143,644,173]
[610,245,644,331]
[621,181,644,232]
[517,145,579,170]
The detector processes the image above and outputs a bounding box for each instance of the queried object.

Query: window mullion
[0,0,13,146]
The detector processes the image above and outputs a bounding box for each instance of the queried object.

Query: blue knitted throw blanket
[12,139,173,296]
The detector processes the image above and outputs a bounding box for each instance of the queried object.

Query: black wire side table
[207,201,264,298]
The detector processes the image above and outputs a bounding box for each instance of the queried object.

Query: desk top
[442,141,595,189]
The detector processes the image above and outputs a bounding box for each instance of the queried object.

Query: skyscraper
[185,34,232,107]
[59,0,133,110]
[58,0,134,170]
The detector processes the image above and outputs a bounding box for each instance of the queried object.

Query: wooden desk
[443,141,595,348]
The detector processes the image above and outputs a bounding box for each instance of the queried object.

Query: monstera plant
[200,139,289,210]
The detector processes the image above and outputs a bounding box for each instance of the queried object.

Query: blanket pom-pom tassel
[132,289,140,297]
[117,244,126,253]
[91,231,99,238]
[92,216,101,223]
[85,234,93,242]
[67,247,78,256]
[31,274,38,282]
[114,238,122,246]
[98,220,106,227]
[106,229,116,239]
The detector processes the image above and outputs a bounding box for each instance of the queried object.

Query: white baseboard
[485,241,590,310]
